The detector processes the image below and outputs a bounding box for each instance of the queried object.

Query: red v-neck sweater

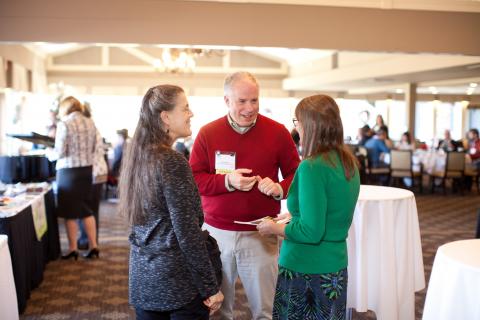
[190,114,300,231]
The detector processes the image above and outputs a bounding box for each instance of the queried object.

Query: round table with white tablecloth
[422,239,480,320]
[0,235,19,320]
[347,185,425,320]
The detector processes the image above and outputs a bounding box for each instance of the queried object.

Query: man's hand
[227,169,258,191]
[257,177,282,197]
[203,291,224,315]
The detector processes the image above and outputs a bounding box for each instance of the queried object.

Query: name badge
[215,151,236,174]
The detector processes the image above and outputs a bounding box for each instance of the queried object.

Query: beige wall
[0,0,479,55]
[0,45,43,71]
[0,45,47,92]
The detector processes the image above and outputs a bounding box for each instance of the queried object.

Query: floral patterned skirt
[273,266,348,320]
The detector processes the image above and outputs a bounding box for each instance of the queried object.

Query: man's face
[444,130,451,140]
[224,79,259,127]
[469,131,479,141]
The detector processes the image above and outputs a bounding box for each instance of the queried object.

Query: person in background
[47,109,58,139]
[467,128,480,169]
[77,103,108,250]
[189,71,300,320]
[373,114,388,134]
[380,125,394,149]
[437,129,459,152]
[464,128,480,191]
[365,128,391,168]
[257,94,360,320]
[54,96,99,260]
[111,128,129,178]
[395,131,415,151]
[119,85,223,319]
[174,139,191,159]
[357,125,373,146]
[290,128,301,155]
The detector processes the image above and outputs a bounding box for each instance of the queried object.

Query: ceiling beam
[46,65,288,75]
[119,47,156,65]
[283,54,480,90]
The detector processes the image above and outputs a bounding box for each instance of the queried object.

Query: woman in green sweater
[257,94,360,320]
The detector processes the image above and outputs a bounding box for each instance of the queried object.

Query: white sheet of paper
[234,216,291,225]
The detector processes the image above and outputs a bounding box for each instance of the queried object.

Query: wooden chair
[390,150,423,193]
[464,165,479,195]
[352,145,368,184]
[430,151,465,195]
[346,144,358,156]
[365,148,390,185]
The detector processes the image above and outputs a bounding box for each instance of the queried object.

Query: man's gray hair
[224,71,259,95]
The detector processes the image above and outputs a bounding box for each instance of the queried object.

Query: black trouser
[135,295,209,320]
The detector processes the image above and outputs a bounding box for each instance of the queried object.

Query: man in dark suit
[437,129,460,152]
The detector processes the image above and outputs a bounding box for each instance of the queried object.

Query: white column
[404,83,417,138]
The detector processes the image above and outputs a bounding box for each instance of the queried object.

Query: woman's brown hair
[118,85,184,225]
[60,96,83,115]
[295,94,358,180]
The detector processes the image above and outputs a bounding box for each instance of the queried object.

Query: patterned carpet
[20,191,480,320]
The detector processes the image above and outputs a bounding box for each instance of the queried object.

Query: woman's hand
[257,219,286,237]
[203,291,224,314]
[274,212,291,223]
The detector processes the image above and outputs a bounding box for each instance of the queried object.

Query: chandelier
[152,48,225,73]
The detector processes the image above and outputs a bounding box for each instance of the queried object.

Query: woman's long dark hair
[118,85,184,225]
[295,95,358,180]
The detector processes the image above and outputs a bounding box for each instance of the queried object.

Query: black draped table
[0,155,56,184]
[0,187,60,314]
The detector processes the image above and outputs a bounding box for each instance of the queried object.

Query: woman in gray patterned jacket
[118,85,223,319]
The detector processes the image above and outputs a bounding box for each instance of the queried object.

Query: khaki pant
[204,224,279,320]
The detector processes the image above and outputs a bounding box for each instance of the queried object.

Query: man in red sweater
[190,72,300,319]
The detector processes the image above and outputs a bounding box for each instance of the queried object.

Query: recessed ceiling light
[470,83,478,88]
[467,87,475,95]
[395,89,404,94]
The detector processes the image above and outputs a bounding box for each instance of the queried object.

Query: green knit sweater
[281,152,360,274]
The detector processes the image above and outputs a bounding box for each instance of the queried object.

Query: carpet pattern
[20,192,480,320]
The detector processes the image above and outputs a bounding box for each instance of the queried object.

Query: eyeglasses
[292,118,299,127]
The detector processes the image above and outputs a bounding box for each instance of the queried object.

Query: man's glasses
[292,118,299,127]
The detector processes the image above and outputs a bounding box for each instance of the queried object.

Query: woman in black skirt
[54,96,99,260]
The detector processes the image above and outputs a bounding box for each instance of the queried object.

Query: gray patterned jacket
[54,111,96,170]
[128,149,219,311]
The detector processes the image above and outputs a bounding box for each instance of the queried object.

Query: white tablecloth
[413,150,474,175]
[422,239,480,320]
[0,235,19,320]
[347,185,425,320]
[413,150,446,174]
